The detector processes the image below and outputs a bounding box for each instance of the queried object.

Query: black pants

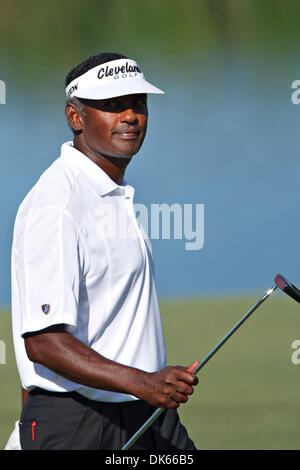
[19,388,197,450]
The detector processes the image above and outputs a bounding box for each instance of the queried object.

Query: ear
[65,103,83,133]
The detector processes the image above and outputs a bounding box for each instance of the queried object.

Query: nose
[120,107,138,124]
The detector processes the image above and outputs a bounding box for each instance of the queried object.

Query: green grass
[160,295,300,450]
[1,294,300,449]
[0,309,22,450]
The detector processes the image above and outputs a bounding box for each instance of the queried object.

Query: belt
[29,387,82,399]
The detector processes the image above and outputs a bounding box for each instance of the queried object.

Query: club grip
[186,360,200,373]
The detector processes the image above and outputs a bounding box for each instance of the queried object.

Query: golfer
[10,52,198,450]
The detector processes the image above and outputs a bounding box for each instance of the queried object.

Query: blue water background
[1,54,300,304]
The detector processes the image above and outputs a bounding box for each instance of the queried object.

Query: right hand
[137,365,198,409]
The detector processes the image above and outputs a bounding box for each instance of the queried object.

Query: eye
[133,98,147,108]
[102,100,118,110]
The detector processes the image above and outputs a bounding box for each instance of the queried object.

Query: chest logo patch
[41,304,50,315]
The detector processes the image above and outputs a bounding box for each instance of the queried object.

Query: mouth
[112,127,141,140]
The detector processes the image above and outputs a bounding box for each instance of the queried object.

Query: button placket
[123,187,147,258]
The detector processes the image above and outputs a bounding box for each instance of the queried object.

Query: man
[10,52,198,450]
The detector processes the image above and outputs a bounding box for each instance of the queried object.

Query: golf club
[274,274,300,303]
[122,273,300,450]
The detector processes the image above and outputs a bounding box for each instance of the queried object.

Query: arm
[24,324,197,409]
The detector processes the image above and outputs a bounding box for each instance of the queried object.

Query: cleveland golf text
[98,61,141,79]
[104,454,194,466]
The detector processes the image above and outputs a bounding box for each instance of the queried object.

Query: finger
[192,375,199,386]
[172,367,197,385]
[172,391,190,404]
[173,369,198,385]
[187,361,199,386]
[175,382,194,396]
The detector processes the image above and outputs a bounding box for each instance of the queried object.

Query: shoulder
[15,157,95,230]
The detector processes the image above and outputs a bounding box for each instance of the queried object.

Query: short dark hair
[65,53,127,135]
[65,52,128,88]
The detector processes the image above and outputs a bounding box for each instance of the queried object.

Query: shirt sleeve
[16,207,82,336]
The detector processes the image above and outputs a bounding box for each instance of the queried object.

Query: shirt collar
[60,141,131,197]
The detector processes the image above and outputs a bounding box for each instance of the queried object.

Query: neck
[73,136,131,185]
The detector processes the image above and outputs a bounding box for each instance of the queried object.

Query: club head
[274,274,300,304]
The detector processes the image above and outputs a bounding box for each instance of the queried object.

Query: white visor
[65,58,165,100]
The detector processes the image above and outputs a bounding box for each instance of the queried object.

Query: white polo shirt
[11,141,167,402]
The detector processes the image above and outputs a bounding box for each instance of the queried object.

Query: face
[66,94,148,160]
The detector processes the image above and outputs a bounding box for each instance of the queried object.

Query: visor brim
[71,78,164,100]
